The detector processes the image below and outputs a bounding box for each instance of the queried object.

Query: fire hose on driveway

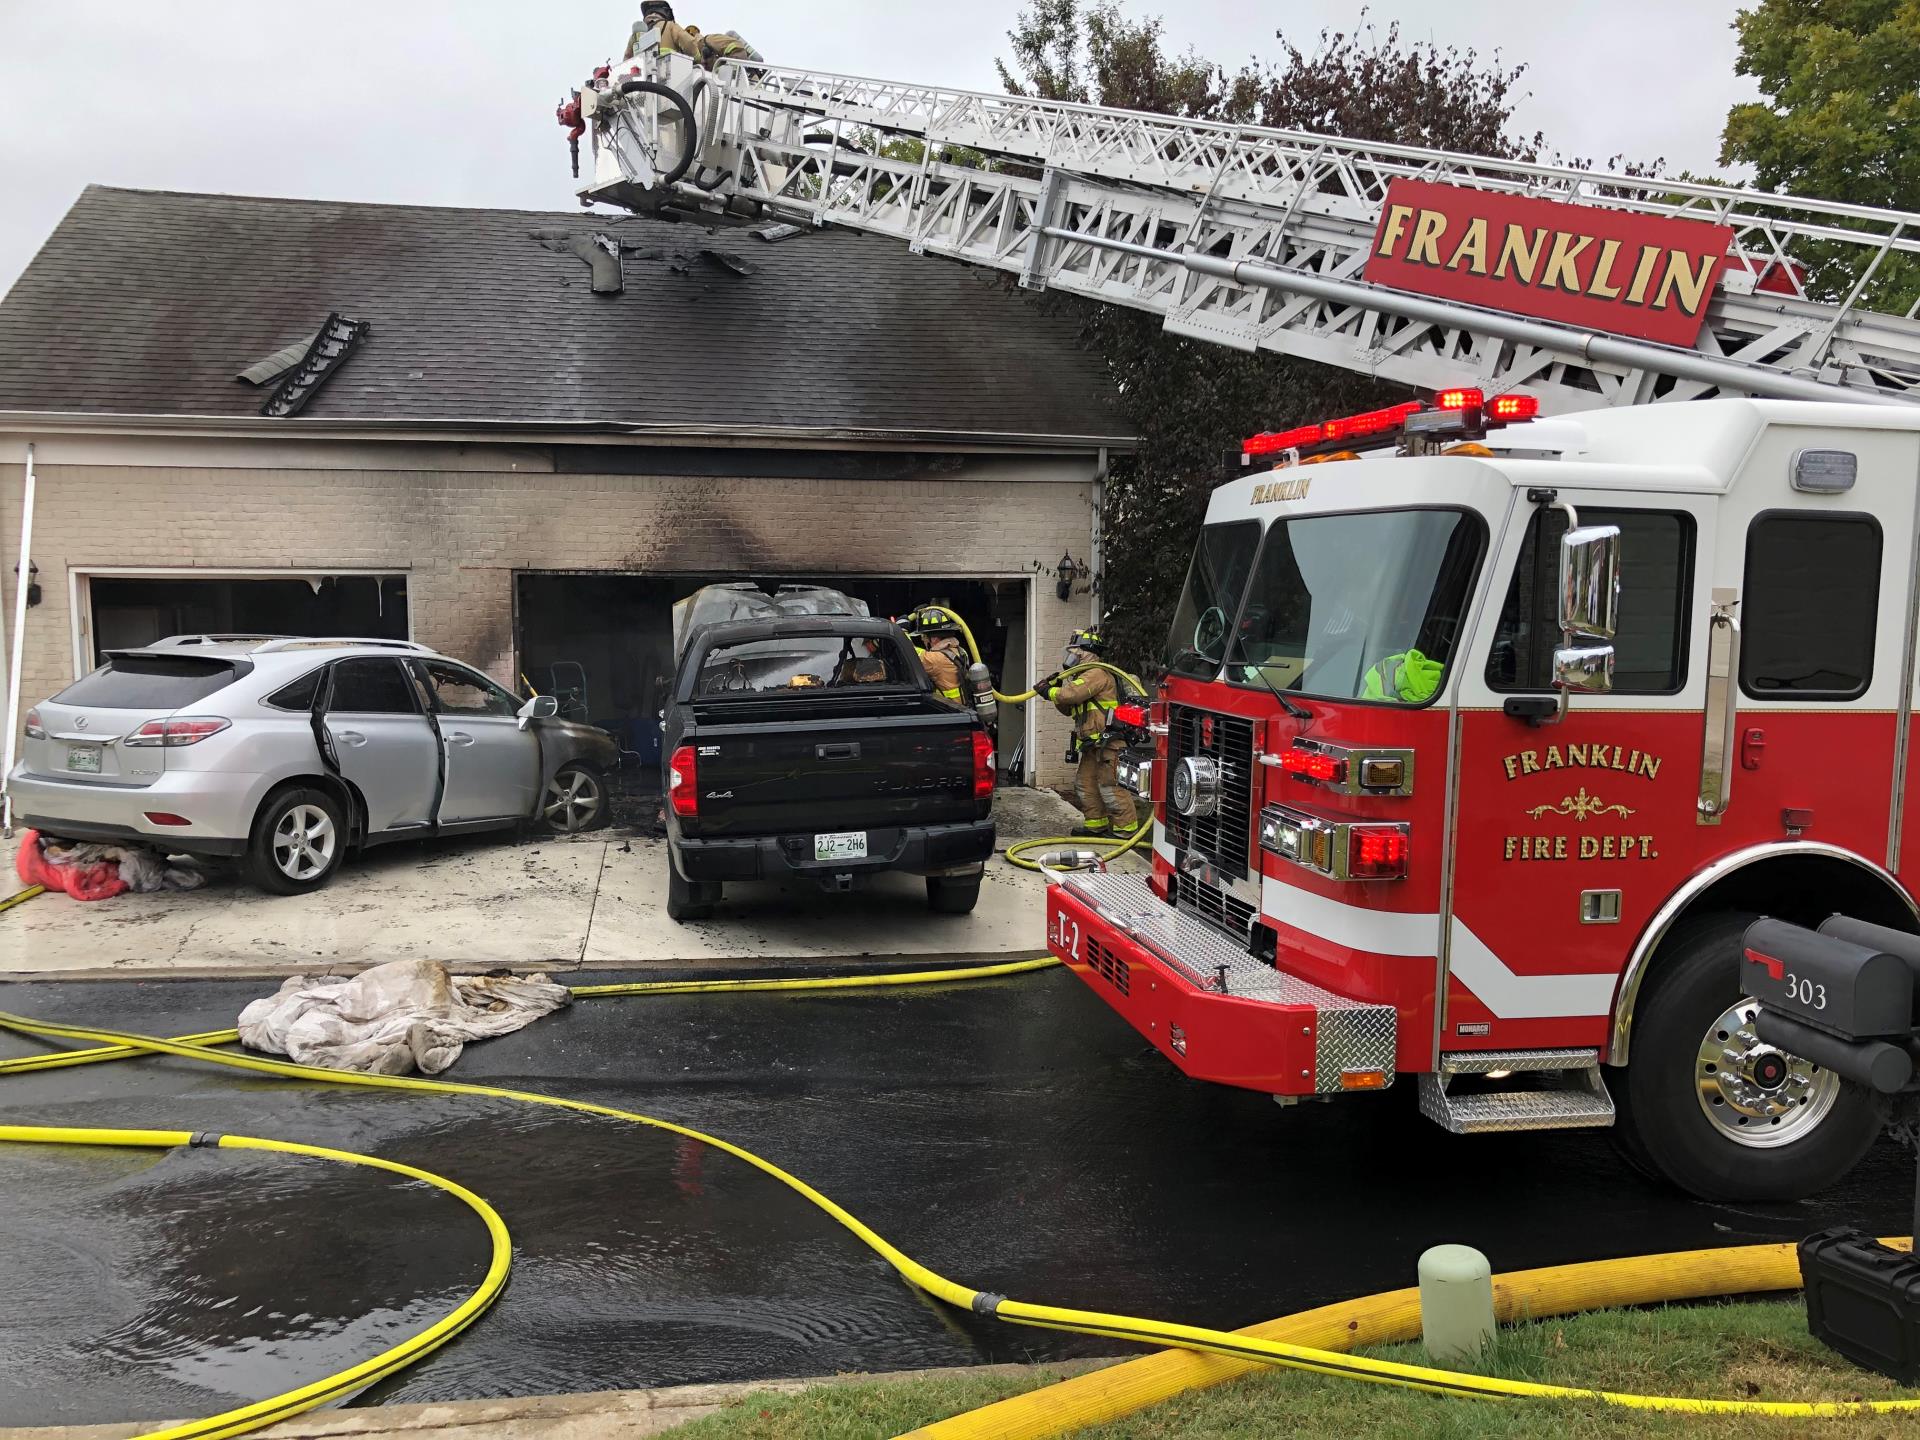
[2,958,1917,1440]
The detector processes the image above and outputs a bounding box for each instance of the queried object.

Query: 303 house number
[1051,912,1082,962]
[1784,973,1829,1011]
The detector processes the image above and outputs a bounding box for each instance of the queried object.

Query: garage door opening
[516,573,1031,792]
[82,574,408,667]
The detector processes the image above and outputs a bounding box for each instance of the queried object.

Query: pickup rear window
[54,656,238,709]
[697,637,911,695]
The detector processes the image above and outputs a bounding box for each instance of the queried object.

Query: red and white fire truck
[564,38,1920,1202]
[1049,392,1920,1202]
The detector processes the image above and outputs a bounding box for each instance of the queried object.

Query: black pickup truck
[660,617,996,921]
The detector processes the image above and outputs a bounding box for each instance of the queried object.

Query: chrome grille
[1175,871,1255,938]
[1166,706,1254,878]
[1086,935,1130,996]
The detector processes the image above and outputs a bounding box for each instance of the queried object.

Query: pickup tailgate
[686,698,981,836]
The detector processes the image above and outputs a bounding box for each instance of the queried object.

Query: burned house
[0,187,1131,784]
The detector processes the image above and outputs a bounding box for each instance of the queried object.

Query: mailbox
[1740,917,1913,1042]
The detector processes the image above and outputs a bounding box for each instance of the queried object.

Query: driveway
[0,965,1906,1431]
[0,789,1095,978]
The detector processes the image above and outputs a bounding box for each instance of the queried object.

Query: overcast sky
[0,1,1759,295]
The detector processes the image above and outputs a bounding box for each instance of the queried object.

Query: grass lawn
[661,1299,1920,1439]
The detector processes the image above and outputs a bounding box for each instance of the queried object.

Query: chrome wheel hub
[543,769,602,833]
[272,804,336,881]
[1695,998,1839,1148]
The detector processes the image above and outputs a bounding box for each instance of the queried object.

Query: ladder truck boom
[564,45,1920,415]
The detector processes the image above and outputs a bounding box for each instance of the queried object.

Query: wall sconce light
[1055,551,1079,602]
[14,561,38,608]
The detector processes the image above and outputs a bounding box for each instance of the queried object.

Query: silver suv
[7,636,620,893]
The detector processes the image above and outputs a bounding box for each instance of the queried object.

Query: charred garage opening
[515,573,1031,789]
[83,574,408,666]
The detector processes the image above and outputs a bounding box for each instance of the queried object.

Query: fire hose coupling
[188,1131,225,1148]
[970,1291,1007,1316]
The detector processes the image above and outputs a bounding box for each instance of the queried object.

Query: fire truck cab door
[1446,486,1719,1055]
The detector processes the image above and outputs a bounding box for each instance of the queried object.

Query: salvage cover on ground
[237,958,571,1074]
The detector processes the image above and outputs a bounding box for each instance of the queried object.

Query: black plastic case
[1799,1226,1920,1385]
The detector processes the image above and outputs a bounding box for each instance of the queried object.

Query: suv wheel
[543,764,610,834]
[246,787,347,895]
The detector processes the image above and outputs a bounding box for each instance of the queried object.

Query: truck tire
[1615,910,1885,1202]
[666,849,719,922]
[926,873,982,915]
[244,786,347,895]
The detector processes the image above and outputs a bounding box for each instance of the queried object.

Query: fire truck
[562,36,1920,1201]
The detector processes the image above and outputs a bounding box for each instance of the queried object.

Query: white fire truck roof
[1215,398,1919,525]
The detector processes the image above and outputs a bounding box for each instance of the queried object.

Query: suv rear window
[54,656,238,710]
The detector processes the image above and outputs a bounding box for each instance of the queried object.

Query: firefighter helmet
[1066,627,1106,655]
[640,1,676,20]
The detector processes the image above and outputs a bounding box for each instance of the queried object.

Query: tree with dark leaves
[997,3,1544,671]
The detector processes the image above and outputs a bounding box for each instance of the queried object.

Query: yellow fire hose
[0,1124,511,1440]
[0,883,45,913]
[901,605,1153,873]
[5,957,1919,1433]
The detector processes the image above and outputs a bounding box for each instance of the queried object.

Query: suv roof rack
[151,633,291,647]
[251,637,434,654]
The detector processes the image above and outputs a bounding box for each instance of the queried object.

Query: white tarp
[238,958,571,1075]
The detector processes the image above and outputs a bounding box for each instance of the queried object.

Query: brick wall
[0,446,1098,786]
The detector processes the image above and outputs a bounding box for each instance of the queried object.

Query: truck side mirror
[1559,524,1622,641]
[1553,522,1621,696]
[518,694,560,730]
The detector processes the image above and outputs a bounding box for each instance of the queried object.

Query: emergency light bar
[1242,388,1540,462]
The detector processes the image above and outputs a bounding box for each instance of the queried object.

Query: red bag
[15,829,129,902]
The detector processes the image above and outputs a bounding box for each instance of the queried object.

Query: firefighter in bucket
[1049,628,1140,839]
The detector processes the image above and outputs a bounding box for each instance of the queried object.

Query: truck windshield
[1164,521,1261,678]
[1226,509,1483,705]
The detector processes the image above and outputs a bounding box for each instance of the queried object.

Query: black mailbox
[1740,917,1913,1042]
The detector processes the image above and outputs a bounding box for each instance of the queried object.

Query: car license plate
[814,831,868,861]
[65,746,102,774]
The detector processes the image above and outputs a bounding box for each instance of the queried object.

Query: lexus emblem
[73,716,87,730]
[1200,715,1214,749]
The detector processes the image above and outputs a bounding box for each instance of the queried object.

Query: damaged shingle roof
[0,186,1131,443]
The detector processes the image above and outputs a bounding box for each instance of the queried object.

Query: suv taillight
[23,708,44,739]
[972,729,996,799]
[668,745,698,816]
[123,717,231,747]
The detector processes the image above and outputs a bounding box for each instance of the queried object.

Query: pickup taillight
[668,745,698,816]
[972,729,996,799]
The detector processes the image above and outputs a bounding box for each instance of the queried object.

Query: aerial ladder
[561,40,1920,416]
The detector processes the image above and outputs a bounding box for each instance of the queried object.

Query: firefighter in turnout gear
[906,613,967,707]
[626,3,761,67]
[1049,629,1139,838]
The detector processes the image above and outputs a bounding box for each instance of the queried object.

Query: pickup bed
[660,617,996,920]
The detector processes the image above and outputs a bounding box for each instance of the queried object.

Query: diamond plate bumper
[1047,870,1397,1095]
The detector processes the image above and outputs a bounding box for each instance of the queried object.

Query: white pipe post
[2,442,37,834]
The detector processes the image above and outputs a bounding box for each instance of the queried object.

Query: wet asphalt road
[0,965,1909,1428]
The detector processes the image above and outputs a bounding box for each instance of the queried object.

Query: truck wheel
[927,873,982,915]
[244,786,346,895]
[1616,910,1885,1202]
[666,851,719,922]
